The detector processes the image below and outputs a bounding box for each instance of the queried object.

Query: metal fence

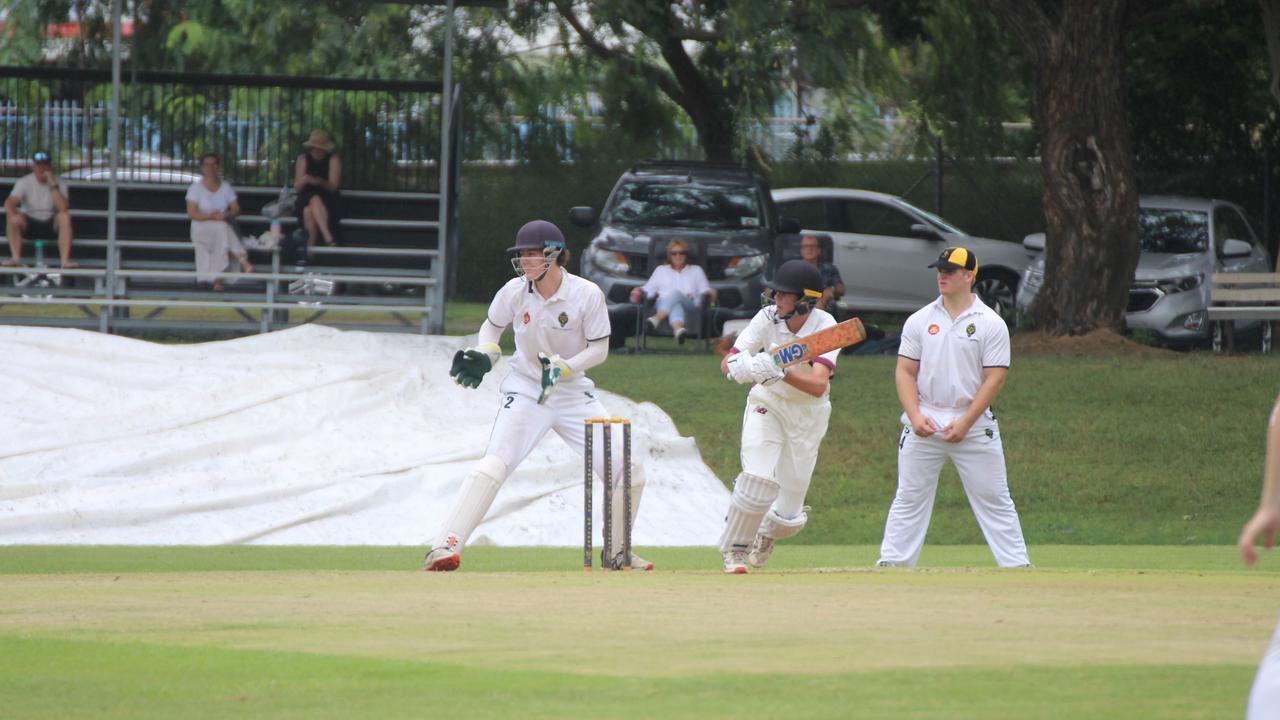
[0,66,444,192]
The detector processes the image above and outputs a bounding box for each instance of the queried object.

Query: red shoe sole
[424,553,460,572]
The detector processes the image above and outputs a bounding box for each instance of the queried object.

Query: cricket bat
[770,318,867,367]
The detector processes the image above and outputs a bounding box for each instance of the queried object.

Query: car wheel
[1263,321,1273,354]
[974,271,1018,322]
[1212,321,1224,353]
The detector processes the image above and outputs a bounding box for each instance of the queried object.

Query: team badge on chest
[966,323,976,337]
[522,312,531,325]
[558,311,569,327]
[927,324,940,335]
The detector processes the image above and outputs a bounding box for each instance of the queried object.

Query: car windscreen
[893,200,965,235]
[605,181,764,230]
[1139,209,1208,254]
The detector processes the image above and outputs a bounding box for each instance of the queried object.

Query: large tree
[985,1,1151,336]
[515,0,891,163]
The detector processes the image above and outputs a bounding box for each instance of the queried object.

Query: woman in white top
[185,153,253,291]
[634,238,714,344]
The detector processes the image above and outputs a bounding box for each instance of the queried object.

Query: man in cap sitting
[4,151,76,268]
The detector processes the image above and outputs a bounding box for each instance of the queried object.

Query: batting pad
[718,472,779,553]
[759,507,808,540]
[435,455,507,549]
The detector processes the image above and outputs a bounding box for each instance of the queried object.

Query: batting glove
[449,342,501,389]
[724,352,754,384]
[537,352,571,403]
[748,352,784,385]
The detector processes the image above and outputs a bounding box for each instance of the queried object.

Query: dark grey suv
[569,161,797,343]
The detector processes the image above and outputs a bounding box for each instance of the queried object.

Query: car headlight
[1156,273,1203,294]
[1022,267,1043,290]
[590,246,630,275]
[725,253,769,278]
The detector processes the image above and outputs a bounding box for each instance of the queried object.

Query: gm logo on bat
[773,342,807,366]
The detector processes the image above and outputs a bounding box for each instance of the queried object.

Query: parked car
[771,187,1033,320]
[60,167,201,184]
[570,160,798,344]
[1015,195,1273,347]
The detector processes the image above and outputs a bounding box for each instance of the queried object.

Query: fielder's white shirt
[898,293,1010,418]
[732,306,839,404]
[640,263,711,301]
[10,173,69,222]
[487,270,611,387]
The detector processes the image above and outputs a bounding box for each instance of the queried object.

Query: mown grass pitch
[2,545,1277,719]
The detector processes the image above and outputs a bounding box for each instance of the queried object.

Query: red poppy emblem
[522,312,531,325]
[928,324,940,335]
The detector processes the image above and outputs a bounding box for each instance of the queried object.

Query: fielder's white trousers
[1249,617,1280,719]
[878,413,1029,567]
[487,372,627,490]
[740,385,830,517]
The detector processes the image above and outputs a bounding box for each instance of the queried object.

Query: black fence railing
[0,66,443,192]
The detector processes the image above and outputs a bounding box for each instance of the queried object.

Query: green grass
[586,351,1280,546]
[0,545,1274,719]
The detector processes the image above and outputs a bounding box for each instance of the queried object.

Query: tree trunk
[991,1,1141,335]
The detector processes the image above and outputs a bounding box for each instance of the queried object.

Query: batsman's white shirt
[487,270,611,395]
[731,306,838,517]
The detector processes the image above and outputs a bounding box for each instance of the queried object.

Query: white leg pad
[434,455,507,550]
[758,507,808,541]
[608,463,646,557]
[718,472,780,554]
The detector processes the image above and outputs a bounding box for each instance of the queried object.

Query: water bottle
[270,217,283,238]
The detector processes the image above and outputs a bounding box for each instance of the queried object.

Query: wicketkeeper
[424,220,651,572]
[718,260,839,574]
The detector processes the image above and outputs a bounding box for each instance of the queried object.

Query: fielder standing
[424,220,651,572]
[1238,391,1280,719]
[876,246,1030,568]
[718,260,839,574]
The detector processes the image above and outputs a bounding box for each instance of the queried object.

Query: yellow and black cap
[929,246,977,272]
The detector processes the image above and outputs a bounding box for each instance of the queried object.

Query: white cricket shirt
[732,305,839,403]
[487,270,611,386]
[898,293,1010,415]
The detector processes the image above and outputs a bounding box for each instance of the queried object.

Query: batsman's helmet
[763,260,824,316]
[509,220,567,279]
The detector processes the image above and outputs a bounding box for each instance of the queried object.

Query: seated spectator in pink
[4,151,75,268]
[633,239,715,344]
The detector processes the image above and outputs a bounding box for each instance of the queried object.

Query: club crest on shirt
[522,312,530,325]
[558,311,569,327]
[966,323,976,337]
[927,323,940,335]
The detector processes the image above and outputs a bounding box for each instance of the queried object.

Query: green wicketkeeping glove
[537,352,571,404]
[450,343,501,389]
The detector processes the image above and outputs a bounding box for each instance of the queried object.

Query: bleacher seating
[0,177,445,334]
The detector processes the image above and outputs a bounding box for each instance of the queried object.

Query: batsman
[718,260,841,574]
[424,220,651,572]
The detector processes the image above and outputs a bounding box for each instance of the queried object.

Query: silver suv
[1015,195,1272,346]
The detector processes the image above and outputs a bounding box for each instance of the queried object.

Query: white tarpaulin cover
[0,325,730,546]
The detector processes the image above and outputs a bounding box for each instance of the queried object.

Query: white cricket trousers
[1249,617,1280,719]
[740,386,830,517]
[878,418,1029,567]
[486,373,627,493]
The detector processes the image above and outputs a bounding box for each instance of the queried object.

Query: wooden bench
[1206,273,1279,353]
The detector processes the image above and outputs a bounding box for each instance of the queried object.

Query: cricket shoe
[424,536,461,572]
[747,534,775,569]
[602,549,655,571]
[723,550,748,574]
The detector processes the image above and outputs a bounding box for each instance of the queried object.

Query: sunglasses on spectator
[669,250,687,256]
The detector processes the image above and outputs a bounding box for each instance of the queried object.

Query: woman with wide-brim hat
[293,128,342,250]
